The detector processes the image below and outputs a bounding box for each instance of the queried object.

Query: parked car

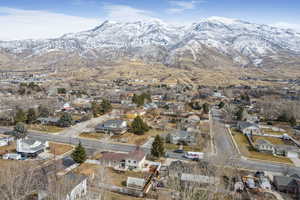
[174,149,184,153]
[3,153,22,160]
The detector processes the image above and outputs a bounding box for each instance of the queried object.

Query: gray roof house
[255,139,275,154]
[237,121,260,135]
[273,175,300,196]
[16,138,49,157]
[168,130,196,145]
[95,119,127,135]
[36,117,60,125]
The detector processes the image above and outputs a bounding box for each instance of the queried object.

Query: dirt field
[49,142,73,155]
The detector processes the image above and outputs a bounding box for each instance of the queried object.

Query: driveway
[290,157,300,167]
[58,110,118,137]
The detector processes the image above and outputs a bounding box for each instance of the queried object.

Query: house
[125,148,146,170]
[95,119,128,135]
[36,117,60,126]
[0,134,14,147]
[16,138,48,157]
[273,175,300,196]
[275,145,300,158]
[168,130,196,145]
[294,126,300,136]
[237,121,260,135]
[100,148,146,170]
[127,177,146,191]
[255,139,275,154]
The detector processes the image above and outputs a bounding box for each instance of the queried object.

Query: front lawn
[232,130,293,164]
[79,132,106,140]
[165,143,203,152]
[28,124,64,133]
[49,142,73,156]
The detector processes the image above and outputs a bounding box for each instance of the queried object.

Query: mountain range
[1,17,300,70]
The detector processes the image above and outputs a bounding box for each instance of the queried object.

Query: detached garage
[287,151,299,158]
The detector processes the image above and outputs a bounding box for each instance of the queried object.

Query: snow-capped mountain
[1,17,300,69]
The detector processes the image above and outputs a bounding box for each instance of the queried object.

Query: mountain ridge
[1,17,300,70]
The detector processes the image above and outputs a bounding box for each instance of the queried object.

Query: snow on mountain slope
[0,17,300,68]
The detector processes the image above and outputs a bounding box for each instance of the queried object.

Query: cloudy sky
[0,0,300,40]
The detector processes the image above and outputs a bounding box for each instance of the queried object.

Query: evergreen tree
[71,142,87,164]
[14,122,27,139]
[151,135,165,158]
[202,103,209,114]
[14,108,27,124]
[27,108,37,124]
[236,107,245,121]
[290,116,297,127]
[58,112,73,127]
[218,102,225,109]
[38,106,50,117]
[91,101,101,117]
[131,116,149,135]
[100,99,112,114]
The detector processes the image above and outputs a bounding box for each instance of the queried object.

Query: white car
[3,153,22,160]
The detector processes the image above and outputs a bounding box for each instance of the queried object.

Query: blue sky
[0,0,300,40]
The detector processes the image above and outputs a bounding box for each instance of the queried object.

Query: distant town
[0,68,299,200]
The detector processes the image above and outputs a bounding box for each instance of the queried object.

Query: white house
[237,121,260,135]
[100,148,146,170]
[16,138,48,157]
[125,148,146,170]
[127,177,146,191]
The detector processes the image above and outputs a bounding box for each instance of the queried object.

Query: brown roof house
[100,147,146,170]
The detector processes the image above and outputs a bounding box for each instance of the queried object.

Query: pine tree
[71,142,87,164]
[58,112,73,127]
[14,122,27,139]
[27,108,37,124]
[100,99,112,114]
[202,103,209,114]
[131,116,149,135]
[151,135,165,158]
[14,108,27,124]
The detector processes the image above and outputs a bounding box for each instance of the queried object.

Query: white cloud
[0,7,100,41]
[167,0,203,14]
[103,4,158,22]
[272,22,300,32]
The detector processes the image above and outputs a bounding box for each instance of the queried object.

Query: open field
[28,124,64,133]
[49,142,73,155]
[232,131,293,164]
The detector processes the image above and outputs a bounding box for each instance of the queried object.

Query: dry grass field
[49,142,73,155]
